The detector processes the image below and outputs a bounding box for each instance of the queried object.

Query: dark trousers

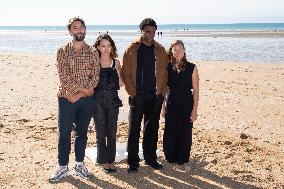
[163,91,193,164]
[163,119,193,164]
[57,96,94,166]
[93,90,119,164]
[127,92,164,167]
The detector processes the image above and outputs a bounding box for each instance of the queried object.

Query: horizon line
[1,22,284,27]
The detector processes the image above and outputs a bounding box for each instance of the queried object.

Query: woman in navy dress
[162,40,199,169]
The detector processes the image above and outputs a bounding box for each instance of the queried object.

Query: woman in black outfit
[162,40,199,170]
[93,34,123,173]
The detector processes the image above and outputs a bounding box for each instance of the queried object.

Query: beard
[73,32,86,41]
[142,33,154,42]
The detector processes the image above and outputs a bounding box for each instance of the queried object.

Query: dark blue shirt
[136,44,156,93]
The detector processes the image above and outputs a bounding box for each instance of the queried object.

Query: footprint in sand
[245,159,253,163]
[17,118,30,123]
[26,122,36,128]
[240,133,249,139]
[224,141,233,145]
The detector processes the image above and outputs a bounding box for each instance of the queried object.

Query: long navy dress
[163,61,195,164]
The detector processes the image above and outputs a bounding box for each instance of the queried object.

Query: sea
[0,23,284,63]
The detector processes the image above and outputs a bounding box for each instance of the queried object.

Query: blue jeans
[57,96,94,166]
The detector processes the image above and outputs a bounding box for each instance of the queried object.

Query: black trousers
[93,90,119,164]
[163,91,193,164]
[127,92,164,167]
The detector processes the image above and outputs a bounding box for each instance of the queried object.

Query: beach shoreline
[0,51,283,188]
[2,29,283,38]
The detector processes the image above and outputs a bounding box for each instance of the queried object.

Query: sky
[1,0,284,26]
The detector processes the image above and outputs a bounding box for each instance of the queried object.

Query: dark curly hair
[67,17,86,31]
[139,18,157,30]
[168,40,188,72]
[94,34,118,58]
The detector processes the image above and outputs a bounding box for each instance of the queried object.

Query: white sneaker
[184,161,194,172]
[172,164,184,171]
[74,162,91,179]
[49,165,69,182]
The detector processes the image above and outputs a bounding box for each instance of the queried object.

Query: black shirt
[136,44,156,93]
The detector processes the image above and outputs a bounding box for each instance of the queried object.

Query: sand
[0,52,283,189]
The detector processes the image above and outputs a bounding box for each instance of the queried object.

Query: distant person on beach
[49,17,100,182]
[162,40,199,171]
[121,18,168,173]
[93,34,123,173]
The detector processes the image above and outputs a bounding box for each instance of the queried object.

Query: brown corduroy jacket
[121,37,168,97]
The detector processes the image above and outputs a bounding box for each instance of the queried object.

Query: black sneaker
[103,168,117,174]
[127,166,139,173]
[146,161,163,170]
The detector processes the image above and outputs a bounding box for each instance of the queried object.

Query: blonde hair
[168,40,188,71]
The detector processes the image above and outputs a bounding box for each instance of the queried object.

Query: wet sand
[95,30,284,38]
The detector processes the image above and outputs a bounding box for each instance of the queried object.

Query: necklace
[173,61,185,73]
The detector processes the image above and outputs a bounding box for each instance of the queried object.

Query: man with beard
[121,18,168,173]
[49,17,100,182]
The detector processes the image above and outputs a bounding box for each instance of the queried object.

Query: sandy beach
[0,52,284,188]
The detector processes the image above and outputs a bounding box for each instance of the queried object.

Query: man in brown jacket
[121,18,168,173]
